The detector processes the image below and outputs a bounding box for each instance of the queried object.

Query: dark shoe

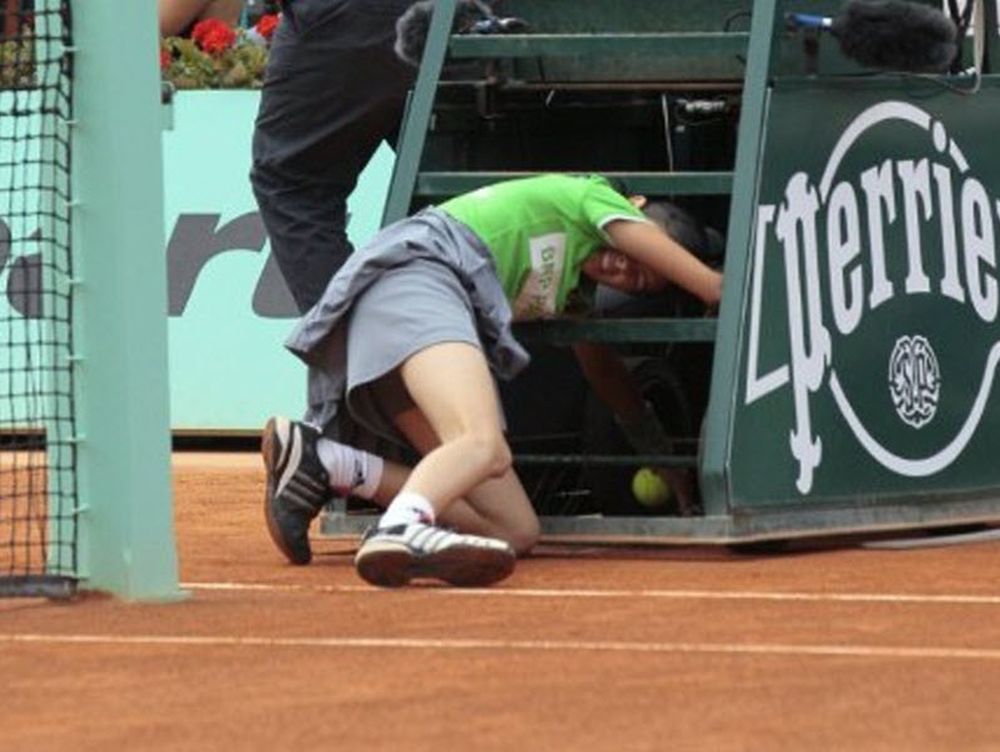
[261,416,331,565]
[354,522,516,588]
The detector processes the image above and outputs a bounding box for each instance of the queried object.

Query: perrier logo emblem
[888,334,940,429]
[744,101,1000,495]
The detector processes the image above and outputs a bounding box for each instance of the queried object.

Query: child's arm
[571,341,646,419]
[604,219,723,306]
[572,341,700,514]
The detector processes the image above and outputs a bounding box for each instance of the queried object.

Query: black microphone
[787,0,959,73]
[395,0,528,67]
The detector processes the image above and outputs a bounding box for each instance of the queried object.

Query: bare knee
[461,432,512,479]
[484,513,539,556]
[507,517,540,556]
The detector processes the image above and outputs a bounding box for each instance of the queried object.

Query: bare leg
[386,343,506,500]
[353,343,529,587]
[392,408,539,555]
[347,423,538,554]
[376,342,539,554]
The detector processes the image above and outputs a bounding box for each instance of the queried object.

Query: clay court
[0,452,996,751]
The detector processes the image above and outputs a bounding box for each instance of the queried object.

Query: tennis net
[0,1,76,598]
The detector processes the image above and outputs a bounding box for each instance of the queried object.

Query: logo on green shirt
[513,232,567,319]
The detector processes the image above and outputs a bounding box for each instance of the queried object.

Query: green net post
[69,0,182,600]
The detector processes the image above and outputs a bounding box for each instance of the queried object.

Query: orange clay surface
[2,451,1000,751]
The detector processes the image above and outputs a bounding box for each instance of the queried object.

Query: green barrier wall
[726,79,1000,512]
[2,91,391,433]
[161,91,394,432]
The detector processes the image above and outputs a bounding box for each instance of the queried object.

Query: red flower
[191,18,236,55]
[255,13,280,41]
[159,46,172,71]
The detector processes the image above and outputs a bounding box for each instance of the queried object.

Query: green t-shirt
[440,174,646,319]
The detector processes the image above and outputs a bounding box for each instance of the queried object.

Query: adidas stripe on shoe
[261,416,331,565]
[354,522,516,588]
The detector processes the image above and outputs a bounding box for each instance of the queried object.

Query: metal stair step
[416,171,734,197]
[513,318,717,345]
[449,32,748,59]
[449,32,749,81]
[514,453,698,468]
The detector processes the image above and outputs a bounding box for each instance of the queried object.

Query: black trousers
[250,0,416,314]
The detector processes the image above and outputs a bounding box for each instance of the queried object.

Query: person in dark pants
[250,0,417,314]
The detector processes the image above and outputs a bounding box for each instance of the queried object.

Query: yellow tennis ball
[631,467,671,507]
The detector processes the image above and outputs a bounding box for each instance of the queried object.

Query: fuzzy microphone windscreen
[395,0,496,67]
[832,0,959,72]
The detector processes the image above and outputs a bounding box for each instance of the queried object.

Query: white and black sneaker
[261,416,331,565]
[354,522,516,588]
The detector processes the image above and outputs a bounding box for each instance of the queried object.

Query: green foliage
[161,33,270,90]
[0,37,35,89]
[0,29,271,91]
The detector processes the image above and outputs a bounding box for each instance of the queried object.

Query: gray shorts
[344,258,484,446]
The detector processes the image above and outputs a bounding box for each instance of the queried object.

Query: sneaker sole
[261,417,311,566]
[355,541,515,588]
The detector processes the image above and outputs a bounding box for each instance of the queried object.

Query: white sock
[316,438,384,499]
[379,491,436,528]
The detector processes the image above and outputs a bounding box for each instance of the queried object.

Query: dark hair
[642,200,719,258]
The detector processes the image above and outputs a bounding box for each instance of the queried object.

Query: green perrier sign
[730,83,1000,507]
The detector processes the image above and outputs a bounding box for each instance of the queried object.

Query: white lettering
[960,180,998,322]
[896,159,933,294]
[826,181,863,335]
[749,101,1000,495]
[775,173,830,493]
[932,161,965,303]
[745,204,789,404]
[860,160,897,309]
[512,232,567,320]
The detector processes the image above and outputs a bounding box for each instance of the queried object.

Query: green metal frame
[69,0,183,599]
[699,0,782,516]
[381,0,458,224]
[448,32,747,58]
[415,172,733,197]
[514,318,716,345]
